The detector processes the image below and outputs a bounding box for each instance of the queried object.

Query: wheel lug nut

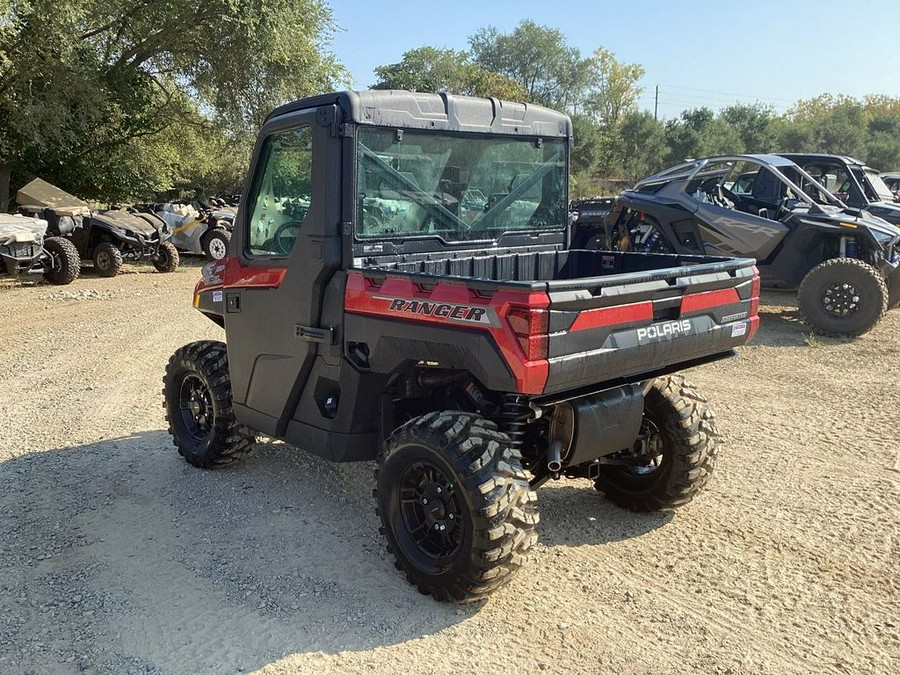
[448,514,454,520]
[422,498,428,505]
[436,486,442,493]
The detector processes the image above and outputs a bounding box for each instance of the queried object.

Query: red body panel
[194,256,286,296]
[680,287,741,314]
[570,302,653,331]
[345,272,551,395]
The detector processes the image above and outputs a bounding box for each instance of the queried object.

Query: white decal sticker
[636,319,692,342]
[731,321,747,337]
[212,290,223,303]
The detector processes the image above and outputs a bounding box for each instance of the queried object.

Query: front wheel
[43,237,80,285]
[92,242,123,277]
[375,411,539,602]
[797,258,888,336]
[202,229,231,261]
[163,340,254,468]
[594,375,720,511]
[152,241,179,272]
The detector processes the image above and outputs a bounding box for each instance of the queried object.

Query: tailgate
[542,255,759,395]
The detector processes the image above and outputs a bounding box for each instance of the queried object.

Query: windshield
[356,127,567,242]
[855,168,895,202]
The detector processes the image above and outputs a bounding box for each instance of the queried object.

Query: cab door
[223,106,341,437]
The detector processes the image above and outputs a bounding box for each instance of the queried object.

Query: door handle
[295,324,334,344]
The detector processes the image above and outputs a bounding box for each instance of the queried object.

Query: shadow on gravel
[748,290,809,347]
[0,432,683,673]
[535,483,674,548]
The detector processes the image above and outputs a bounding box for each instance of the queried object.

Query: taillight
[749,268,761,317]
[507,307,549,361]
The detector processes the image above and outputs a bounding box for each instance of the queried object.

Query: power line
[660,83,797,105]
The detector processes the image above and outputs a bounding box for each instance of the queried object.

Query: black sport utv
[163,91,760,602]
[597,155,900,336]
[0,213,79,285]
[779,153,900,226]
[16,178,179,277]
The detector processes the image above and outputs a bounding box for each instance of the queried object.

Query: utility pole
[654,85,659,120]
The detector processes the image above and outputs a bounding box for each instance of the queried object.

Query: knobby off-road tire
[375,411,539,602]
[92,242,123,277]
[202,229,231,261]
[153,241,180,273]
[798,258,888,336]
[43,237,80,285]
[163,340,254,469]
[595,375,720,512]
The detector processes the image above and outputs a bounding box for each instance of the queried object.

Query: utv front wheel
[92,242,123,277]
[376,411,538,602]
[595,375,720,512]
[152,241,179,272]
[44,237,80,285]
[202,229,231,260]
[798,258,888,336]
[163,340,253,468]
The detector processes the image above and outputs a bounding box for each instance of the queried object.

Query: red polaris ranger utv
[164,91,759,602]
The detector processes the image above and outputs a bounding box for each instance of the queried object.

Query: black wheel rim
[822,281,860,317]
[398,460,464,560]
[178,374,214,442]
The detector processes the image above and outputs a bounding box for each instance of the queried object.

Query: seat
[750,167,784,206]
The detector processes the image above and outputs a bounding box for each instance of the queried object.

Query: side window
[247,125,313,256]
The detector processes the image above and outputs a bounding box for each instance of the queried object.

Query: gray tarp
[0,214,48,245]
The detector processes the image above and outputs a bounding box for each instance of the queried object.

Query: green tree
[371,46,525,99]
[0,0,347,209]
[617,111,667,181]
[665,108,744,164]
[720,103,781,153]
[784,94,867,158]
[468,20,593,110]
[583,48,644,128]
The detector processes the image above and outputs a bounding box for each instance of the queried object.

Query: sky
[326,0,900,119]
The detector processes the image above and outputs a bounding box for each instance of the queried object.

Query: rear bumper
[543,316,755,395]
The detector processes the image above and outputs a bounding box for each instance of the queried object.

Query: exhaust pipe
[547,440,563,473]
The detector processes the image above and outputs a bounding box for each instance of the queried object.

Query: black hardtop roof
[779,152,869,168]
[266,90,572,139]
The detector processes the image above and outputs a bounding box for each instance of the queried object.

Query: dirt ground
[0,261,897,675]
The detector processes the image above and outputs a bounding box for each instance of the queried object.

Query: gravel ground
[0,261,897,675]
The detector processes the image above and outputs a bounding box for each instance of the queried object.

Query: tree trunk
[0,161,12,213]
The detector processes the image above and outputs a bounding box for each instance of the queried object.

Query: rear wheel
[594,375,720,511]
[163,340,254,468]
[152,241,179,272]
[202,229,231,260]
[797,258,888,336]
[375,411,538,602]
[43,237,80,285]
[92,242,123,277]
